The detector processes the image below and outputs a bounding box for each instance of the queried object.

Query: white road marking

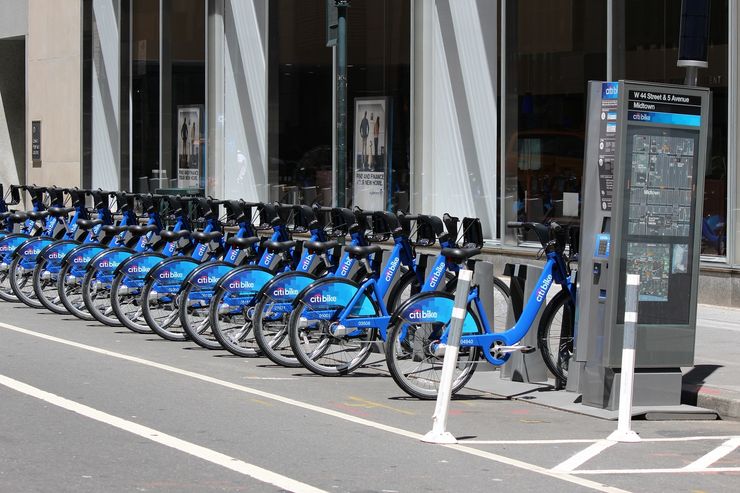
[574,467,740,475]
[683,436,740,471]
[552,440,616,473]
[463,436,740,445]
[0,374,326,493]
[0,321,630,493]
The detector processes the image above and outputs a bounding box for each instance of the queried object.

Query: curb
[682,383,740,420]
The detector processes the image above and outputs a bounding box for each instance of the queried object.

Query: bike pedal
[520,345,536,354]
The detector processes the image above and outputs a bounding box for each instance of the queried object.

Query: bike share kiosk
[571,80,710,411]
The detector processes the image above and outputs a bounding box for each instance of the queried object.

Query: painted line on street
[683,436,740,471]
[0,321,630,493]
[573,467,740,475]
[552,440,616,473]
[0,374,327,493]
[462,436,740,445]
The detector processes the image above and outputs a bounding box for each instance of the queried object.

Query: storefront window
[503,0,607,242]
[268,0,410,209]
[614,0,729,257]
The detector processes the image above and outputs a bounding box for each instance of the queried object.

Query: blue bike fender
[38,240,80,266]
[13,237,55,261]
[291,277,376,316]
[389,291,479,334]
[61,243,106,269]
[146,257,199,285]
[183,261,234,289]
[0,233,32,260]
[114,252,167,279]
[214,265,274,299]
[257,271,319,303]
[88,247,135,274]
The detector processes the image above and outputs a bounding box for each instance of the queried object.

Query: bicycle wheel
[82,268,120,326]
[141,280,187,341]
[0,258,19,302]
[288,288,379,377]
[9,256,42,308]
[537,289,575,383]
[58,263,94,320]
[385,293,483,399]
[33,259,68,314]
[252,294,300,367]
[444,275,511,332]
[110,273,152,334]
[386,270,421,313]
[209,289,260,357]
[179,283,221,349]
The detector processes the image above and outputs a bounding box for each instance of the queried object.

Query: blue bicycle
[385,221,576,399]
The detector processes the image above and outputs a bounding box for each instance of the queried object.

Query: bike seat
[48,206,75,217]
[303,240,339,255]
[263,240,296,253]
[344,244,382,259]
[159,230,191,242]
[127,224,158,236]
[441,247,481,264]
[191,231,223,243]
[101,224,127,235]
[10,212,28,222]
[226,236,260,249]
[28,211,49,221]
[77,218,104,230]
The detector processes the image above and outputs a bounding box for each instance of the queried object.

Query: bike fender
[184,261,234,288]
[0,233,32,260]
[147,257,199,285]
[38,240,80,266]
[215,265,274,300]
[61,243,106,269]
[88,247,135,274]
[389,291,479,334]
[257,271,319,303]
[114,252,167,279]
[292,277,376,316]
[13,237,55,261]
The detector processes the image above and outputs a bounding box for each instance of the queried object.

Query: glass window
[503,0,607,241]
[267,0,410,209]
[614,0,729,257]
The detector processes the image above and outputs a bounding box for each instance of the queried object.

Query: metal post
[607,274,641,443]
[335,1,349,207]
[422,269,473,444]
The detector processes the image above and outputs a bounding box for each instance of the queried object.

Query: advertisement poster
[177,105,202,188]
[353,97,390,210]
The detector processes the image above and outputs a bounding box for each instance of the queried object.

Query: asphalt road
[1,302,739,493]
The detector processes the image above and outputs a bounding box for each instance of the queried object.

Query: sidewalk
[683,303,740,419]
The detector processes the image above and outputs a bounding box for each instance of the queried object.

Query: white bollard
[607,273,641,443]
[422,269,473,444]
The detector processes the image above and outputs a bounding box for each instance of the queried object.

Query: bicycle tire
[179,283,221,349]
[33,259,68,314]
[9,256,43,308]
[82,268,120,326]
[141,280,187,341]
[110,273,152,334]
[252,294,301,367]
[288,282,379,377]
[537,288,575,383]
[0,258,19,302]
[386,270,421,313]
[385,293,483,399]
[445,275,512,332]
[208,288,260,356]
[58,262,94,320]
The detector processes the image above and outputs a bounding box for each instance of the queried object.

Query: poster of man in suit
[177,106,202,188]
[353,98,390,210]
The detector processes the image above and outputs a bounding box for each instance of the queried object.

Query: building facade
[1,0,739,304]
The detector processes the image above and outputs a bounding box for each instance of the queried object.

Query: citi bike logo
[409,309,438,320]
[23,248,41,256]
[127,265,150,274]
[384,257,400,282]
[48,251,64,260]
[309,293,337,304]
[339,258,352,276]
[196,275,220,285]
[98,259,119,269]
[160,270,183,280]
[536,274,553,303]
[263,252,275,265]
[428,263,445,289]
[300,255,313,271]
[229,280,255,290]
[273,286,299,297]
[74,255,91,264]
